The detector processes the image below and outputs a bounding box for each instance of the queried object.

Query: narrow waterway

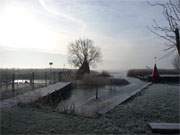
[57,73,146,112]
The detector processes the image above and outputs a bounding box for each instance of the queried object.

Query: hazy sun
[0,4,58,50]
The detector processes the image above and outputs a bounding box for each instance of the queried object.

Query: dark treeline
[127,69,180,77]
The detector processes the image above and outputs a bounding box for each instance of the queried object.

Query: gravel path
[1,83,179,134]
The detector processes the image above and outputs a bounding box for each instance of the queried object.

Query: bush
[98,71,111,77]
[61,70,76,82]
[80,73,129,88]
[81,73,110,88]
[110,78,129,86]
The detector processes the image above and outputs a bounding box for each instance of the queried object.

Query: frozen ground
[1,83,179,134]
[0,80,51,100]
[0,83,46,100]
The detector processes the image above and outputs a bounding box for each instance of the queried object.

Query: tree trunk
[175,28,180,56]
[96,87,98,99]
[76,60,90,78]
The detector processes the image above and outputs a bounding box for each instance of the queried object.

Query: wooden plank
[0,82,72,109]
[149,123,180,134]
[73,82,152,117]
[98,82,152,114]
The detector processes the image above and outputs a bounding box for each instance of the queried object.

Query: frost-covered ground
[1,83,179,134]
[0,83,47,100]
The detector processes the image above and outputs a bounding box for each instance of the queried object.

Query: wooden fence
[0,70,74,92]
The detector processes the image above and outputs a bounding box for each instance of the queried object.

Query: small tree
[68,38,102,76]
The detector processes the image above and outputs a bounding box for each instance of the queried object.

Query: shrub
[110,78,129,86]
[99,71,111,77]
[61,70,76,82]
[81,73,110,88]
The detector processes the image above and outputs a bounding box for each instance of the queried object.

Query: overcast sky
[0,0,176,70]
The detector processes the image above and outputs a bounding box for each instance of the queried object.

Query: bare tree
[68,38,102,75]
[172,55,180,71]
[149,0,180,56]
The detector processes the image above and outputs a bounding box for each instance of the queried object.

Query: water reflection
[14,79,50,84]
[61,86,72,100]
[56,75,147,113]
[57,84,122,109]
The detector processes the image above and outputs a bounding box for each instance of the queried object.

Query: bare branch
[163,45,175,51]
[148,27,176,44]
[148,0,180,55]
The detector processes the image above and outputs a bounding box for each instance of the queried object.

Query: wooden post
[31,72,34,89]
[45,72,47,86]
[58,72,61,82]
[96,87,98,99]
[110,79,113,90]
[12,73,15,92]
[53,72,56,84]
[49,71,52,84]
[5,75,8,89]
